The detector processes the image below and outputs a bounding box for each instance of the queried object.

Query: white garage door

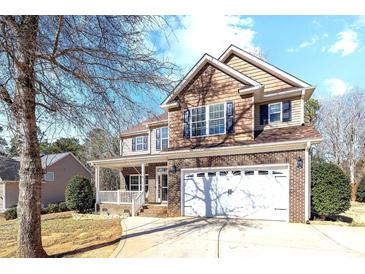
[183,166,289,221]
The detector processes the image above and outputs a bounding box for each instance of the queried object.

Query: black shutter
[260,104,269,125]
[226,101,235,134]
[156,128,161,150]
[282,101,292,122]
[125,175,130,190]
[183,110,190,139]
[143,136,148,151]
[132,137,136,151]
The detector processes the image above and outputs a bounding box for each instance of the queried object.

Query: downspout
[304,141,311,222]
[119,137,122,156]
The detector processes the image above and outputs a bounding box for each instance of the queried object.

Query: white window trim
[129,174,149,191]
[157,127,169,151]
[268,102,282,124]
[190,102,226,138]
[134,136,148,152]
[44,171,55,182]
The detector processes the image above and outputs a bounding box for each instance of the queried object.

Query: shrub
[46,203,60,213]
[356,176,365,202]
[4,207,17,220]
[312,162,351,219]
[65,176,94,213]
[58,201,68,212]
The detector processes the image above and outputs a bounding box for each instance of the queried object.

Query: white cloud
[287,36,319,53]
[324,78,351,96]
[160,15,260,70]
[328,30,359,56]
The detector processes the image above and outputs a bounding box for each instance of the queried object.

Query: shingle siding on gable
[169,64,254,150]
[225,54,295,92]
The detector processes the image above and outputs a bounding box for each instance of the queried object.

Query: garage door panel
[183,166,289,221]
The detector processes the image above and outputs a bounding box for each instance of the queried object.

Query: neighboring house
[89,45,322,223]
[0,152,91,210]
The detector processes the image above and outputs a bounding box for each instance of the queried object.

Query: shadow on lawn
[50,238,121,258]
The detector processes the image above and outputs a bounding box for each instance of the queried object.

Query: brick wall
[167,150,305,223]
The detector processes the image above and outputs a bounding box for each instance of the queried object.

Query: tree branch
[52,16,64,57]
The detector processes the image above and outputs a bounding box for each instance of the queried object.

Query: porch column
[141,163,145,193]
[95,166,100,204]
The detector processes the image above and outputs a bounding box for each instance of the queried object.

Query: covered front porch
[89,155,169,216]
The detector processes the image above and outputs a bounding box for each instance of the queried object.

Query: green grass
[0,211,122,258]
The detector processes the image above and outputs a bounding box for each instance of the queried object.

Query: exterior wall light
[296,157,303,169]
[169,165,177,174]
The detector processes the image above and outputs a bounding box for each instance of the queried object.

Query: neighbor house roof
[121,112,168,136]
[0,156,20,182]
[0,152,91,182]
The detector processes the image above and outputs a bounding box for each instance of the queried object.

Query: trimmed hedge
[311,161,351,218]
[356,176,365,202]
[65,176,94,213]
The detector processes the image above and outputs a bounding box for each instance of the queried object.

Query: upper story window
[132,136,148,152]
[183,101,234,138]
[209,103,225,135]
[260,100,291,125]
[43,171,54,182]
[156,127,169,150]
[191,106,206,137]
[269,102,282,123]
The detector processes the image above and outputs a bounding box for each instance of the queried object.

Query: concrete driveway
[113,217,365,258]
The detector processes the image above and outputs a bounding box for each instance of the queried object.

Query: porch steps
[137,204,168,217]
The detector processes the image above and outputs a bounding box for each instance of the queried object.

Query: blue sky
[155,15,365,98]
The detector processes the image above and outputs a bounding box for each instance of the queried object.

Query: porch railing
[132,191,145,217]
[98,190,142,204]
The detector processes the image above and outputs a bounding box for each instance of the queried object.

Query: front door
[156,167,168,203]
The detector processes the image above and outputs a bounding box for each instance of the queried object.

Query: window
[191,106,206,137]
[244,170,254,176]
[219,171,229,176]
[156,127,169,151]
[269,102,282,123]
[258,170,269,175]
[129,175,148,191]
[132,136,148,152]
[44,172,54,182]
[207,172,216,177]
[161,127,168,149]
[209,103,225,135]
[232,170,241,176]
[197,173,205,177]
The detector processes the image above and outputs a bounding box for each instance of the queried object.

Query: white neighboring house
[0,152,91,211]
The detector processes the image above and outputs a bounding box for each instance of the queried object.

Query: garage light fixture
[296,157,303,169]
[169,165,177,173]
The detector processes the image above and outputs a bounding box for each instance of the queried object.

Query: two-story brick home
[89,45,322,223]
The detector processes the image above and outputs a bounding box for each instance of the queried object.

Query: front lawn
[312,202,365,226]
[0,211,122,258]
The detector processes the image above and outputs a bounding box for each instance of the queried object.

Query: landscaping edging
[110,218,128,258]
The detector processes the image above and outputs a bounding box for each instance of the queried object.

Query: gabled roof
[219,44,311,88]
[121,112,168,136]
[0,152,91,182]
[160,54,262,108]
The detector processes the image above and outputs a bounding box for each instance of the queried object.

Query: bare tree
[317,88,365,185]
[0,15,178,257]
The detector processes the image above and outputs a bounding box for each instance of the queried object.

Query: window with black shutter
[282,101,292,122]
[156,128,161,150]
[183,110,190,139]
[226,101,235,133]
[260,104,269,125]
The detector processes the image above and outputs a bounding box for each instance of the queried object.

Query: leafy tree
[305,98,320,124]
[0,15,177,257]
[311,161,351,219]
[65,176,94,213]
[101,168,120,191]
[46,138,82,157]
[356,176,365,202]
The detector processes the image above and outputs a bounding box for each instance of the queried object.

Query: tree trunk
[12,16,47,258]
